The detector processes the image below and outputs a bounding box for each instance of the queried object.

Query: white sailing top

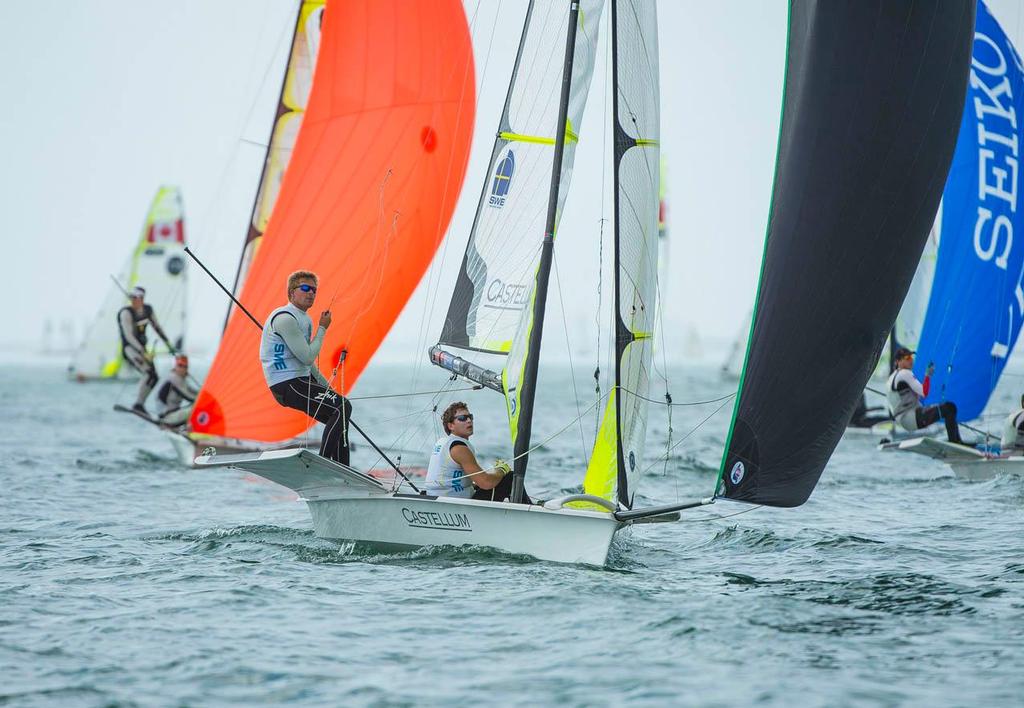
[887,368,924,432]
[1001,408,1024,453]
[259,303,327,387]
[425,434,476,498]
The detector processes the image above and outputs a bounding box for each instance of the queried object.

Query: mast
[510,0,582,503]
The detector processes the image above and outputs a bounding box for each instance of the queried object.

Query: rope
[349,385,482,402]
[641,397,736,477]
[621,388,736,407]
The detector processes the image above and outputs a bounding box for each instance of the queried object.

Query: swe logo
[488,150,515,208]
[272,343,287,370]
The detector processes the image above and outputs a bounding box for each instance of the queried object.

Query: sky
[3,1,1023,369]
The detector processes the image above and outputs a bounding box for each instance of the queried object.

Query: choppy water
[2,359,1023,706]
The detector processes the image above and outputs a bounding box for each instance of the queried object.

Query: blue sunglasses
[295,284,317,293]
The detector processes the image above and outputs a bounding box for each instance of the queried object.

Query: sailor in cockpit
[425,402,531,503]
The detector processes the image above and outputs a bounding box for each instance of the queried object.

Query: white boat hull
[307,495,621,565]
[948,457,1024,482]
[197,449,622,565]
[885,435,1024,481]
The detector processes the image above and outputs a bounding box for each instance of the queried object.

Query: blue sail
[914,0,1024,421]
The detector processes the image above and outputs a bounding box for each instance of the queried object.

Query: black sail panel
[718,0,975,507]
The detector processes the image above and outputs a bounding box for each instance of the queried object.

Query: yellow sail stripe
[634,138,659,147]
[499,128,579,146]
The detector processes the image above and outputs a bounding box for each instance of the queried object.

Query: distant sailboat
[69,186,186,382]
[181,0,477,463]
[881,0,1024,479]
[202,0,973,564]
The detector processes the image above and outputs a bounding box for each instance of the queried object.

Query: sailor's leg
[274,377,351,464]
[939,401,962,444]
[159,406,192,428]
[123,348,157,406]
[915,405,940,430]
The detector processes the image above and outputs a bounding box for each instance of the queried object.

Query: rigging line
[507,392,609,464]
[620,388,736,407]
[408,0,490,408]
[349,385,483,402]
[417,0,500,367]
[640,397,735,477]
[194,6,296,256]
[553,254,590,466]
[675,504,763,523]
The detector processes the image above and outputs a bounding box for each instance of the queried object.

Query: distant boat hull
[197,449,621,565]
[883,435,1024,481]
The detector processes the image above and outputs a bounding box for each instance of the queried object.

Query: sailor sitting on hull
[886,347,964,445]
[1000,394,1024,456]
[260,270,352,465]
[425,402,531,504]
[155,354,198,428]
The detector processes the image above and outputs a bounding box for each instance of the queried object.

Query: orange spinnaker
[191,0,475,441]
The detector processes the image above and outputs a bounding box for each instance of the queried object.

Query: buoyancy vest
[424,434,476,498]
[260,303,314,387]
[887,368,922,432]
[118,304,153,352]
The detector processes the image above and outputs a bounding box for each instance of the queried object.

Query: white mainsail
[583,0,660,507]
[439,0,606,358]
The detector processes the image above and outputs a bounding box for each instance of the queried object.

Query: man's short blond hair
[287,270,318,296]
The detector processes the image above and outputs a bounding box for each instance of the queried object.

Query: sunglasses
[295,284,317,293]
[454,414,474,422]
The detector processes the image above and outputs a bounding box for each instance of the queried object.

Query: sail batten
[718,0,975,507]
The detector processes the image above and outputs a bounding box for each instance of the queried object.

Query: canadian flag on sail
[147,220,184,244]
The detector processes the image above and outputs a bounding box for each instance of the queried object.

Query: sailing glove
[494,459,512,477]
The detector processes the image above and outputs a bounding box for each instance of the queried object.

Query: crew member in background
[425,402,531,504]
[155,355,199,427]
[886,347,964,445]
[259,270,352,465]
[1000,394,1024,455]
[119,286,177,415]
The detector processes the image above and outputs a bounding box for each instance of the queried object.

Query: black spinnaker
[718,0,976,507]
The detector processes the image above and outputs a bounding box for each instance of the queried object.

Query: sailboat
[200,0,974,565]
[882,0,1024,479]
[179,0,477,465]
[69,186,187,382]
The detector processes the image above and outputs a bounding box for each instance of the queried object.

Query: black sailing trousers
[916,401,963,445]
[270,375,352,465]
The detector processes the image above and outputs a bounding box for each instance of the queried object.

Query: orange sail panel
[191,0,475,441]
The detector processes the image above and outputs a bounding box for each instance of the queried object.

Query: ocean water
[1,359,1022,706]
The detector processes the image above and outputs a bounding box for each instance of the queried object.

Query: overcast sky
[4,1,1023,368]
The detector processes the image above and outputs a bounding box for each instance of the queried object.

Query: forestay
[717,0,975,507]
[913,0,1024,422]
